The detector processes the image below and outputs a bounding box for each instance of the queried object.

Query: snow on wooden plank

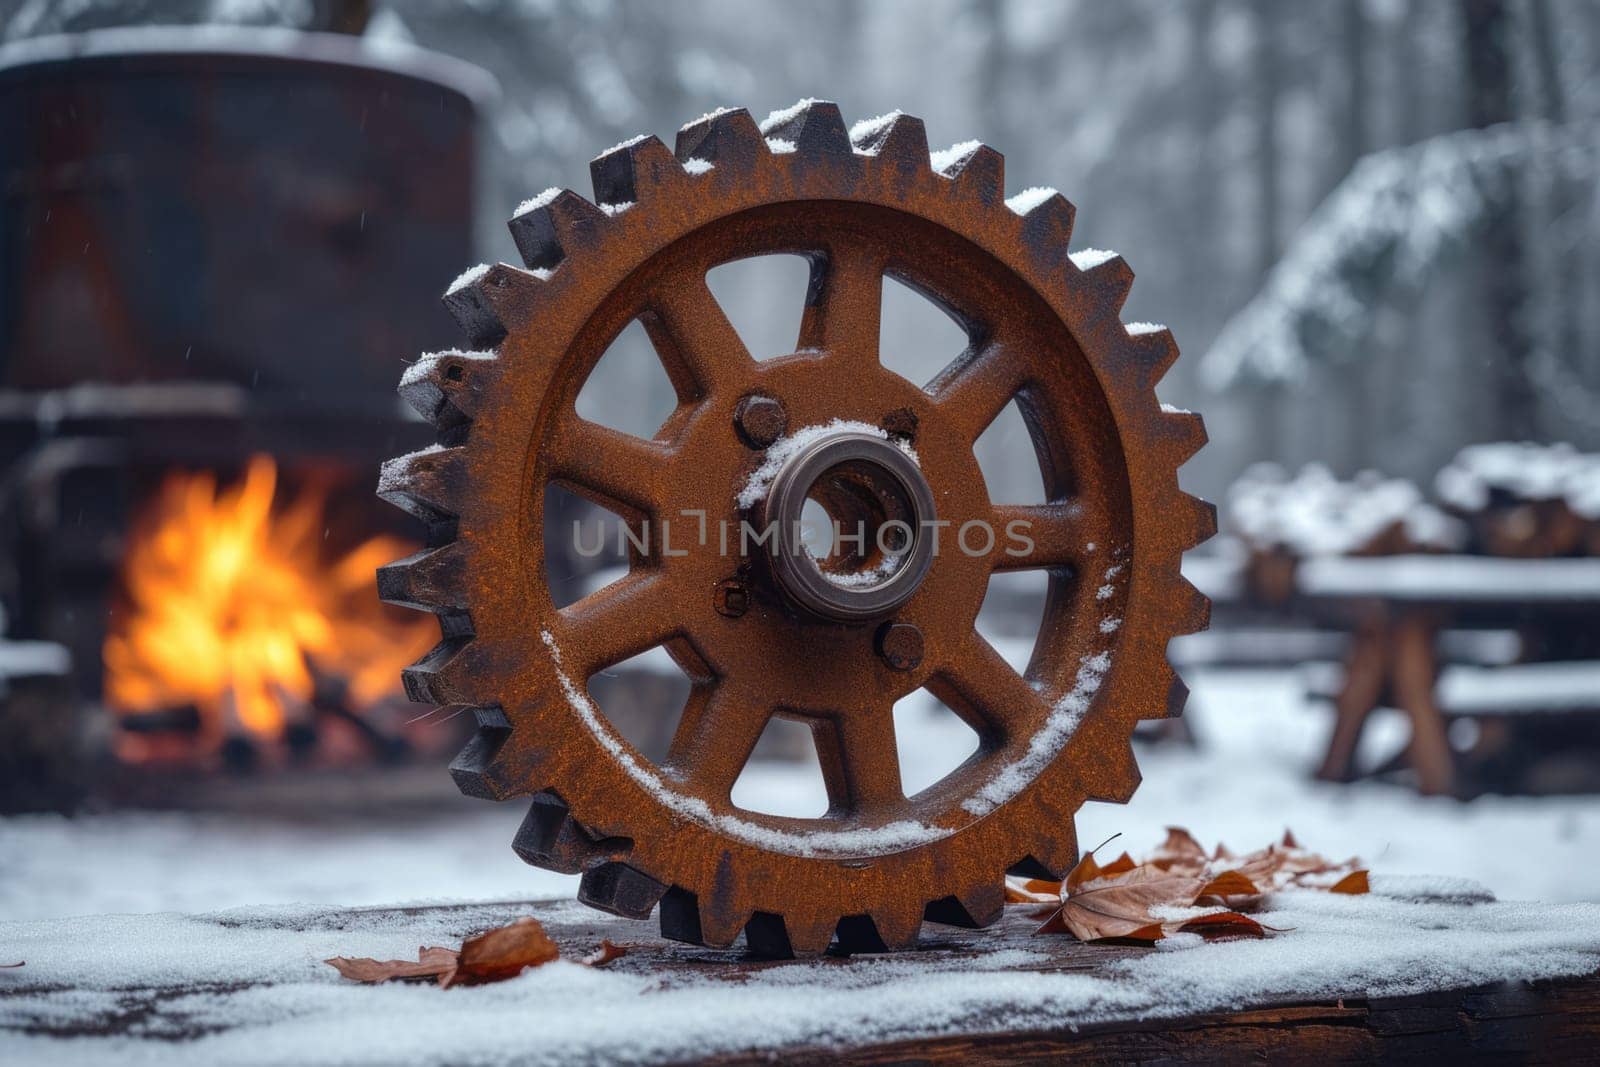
[1297,555,1600,603]
[3,892,1598,1064]
[1436,661,1600,716]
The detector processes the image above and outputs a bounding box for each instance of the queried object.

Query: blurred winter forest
[6,0,1598,500]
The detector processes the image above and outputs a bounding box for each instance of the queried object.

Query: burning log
[102,455,435,767]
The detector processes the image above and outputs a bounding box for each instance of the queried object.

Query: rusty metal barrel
[0,28,491,400]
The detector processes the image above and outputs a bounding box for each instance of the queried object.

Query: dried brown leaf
[1099,851,1138,877]
[1198,869,1261,900]
[1329,869,1371,895]
[325,945,458,985]
[1178,910,1267,940]
[1045,865,1211,943]
[581,939,627,967]
[1064,850,1104,891]
[1004,875,1062,904]
[326,917,561,988]
[1037,828,1372,945]
[1149,827,1208,872]
[445,917,560,987]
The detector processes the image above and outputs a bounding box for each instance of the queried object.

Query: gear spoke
[548,419,668,517]
[796,244,885,368]
[814,704,905,816]
[664,681,772,799]
[642,276,755,399]
[926,338,1028,442]
[989,501,1105,572]
[929,631,1051,741]
[555,570,680,677]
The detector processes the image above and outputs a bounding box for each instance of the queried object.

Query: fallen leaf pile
[325,917,625,988]
[1008,828,1369,945]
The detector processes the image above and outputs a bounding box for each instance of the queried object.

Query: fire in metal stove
[104,455,437,771]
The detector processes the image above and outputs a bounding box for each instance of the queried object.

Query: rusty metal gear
[378,101,1215,956]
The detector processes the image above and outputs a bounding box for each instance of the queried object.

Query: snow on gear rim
[377,100,1215,957]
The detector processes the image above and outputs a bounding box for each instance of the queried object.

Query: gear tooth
[401,633,475,705]
[1009,854,1067,882]
[1166,671,1193,720]
[1177,491,1218,550]
[1176,573,1213,634]
[923,881,1005,929]
[935,142,1005,205]
[745,912,833,958]
[674,106,763,170]
[507,190,608,274]
[1012,190,1076,251]
[1125,324,1179,386]
[743,913,794,958]
[589,134,680,207]
[448,705,518,799]
[1087,740,1142,803]
[657,885,704,945]
[377,445,469,523]
[696,906,751,950]
[1161,409,1208,467]
[760,98,851,158]
[834,909,922,955]
[852,112,928,165]
[1074,252,1134,317]
[377,542,469,613]
[512,791,630,874]
[398,349,495,429]
[579,862,668,921]
[442,263,537,349]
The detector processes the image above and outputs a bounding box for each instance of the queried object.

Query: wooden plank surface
[5,896,1598,1064]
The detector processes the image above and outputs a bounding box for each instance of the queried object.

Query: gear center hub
[761,430,937,622]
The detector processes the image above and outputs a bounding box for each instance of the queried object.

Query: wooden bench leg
[1316,621,1388,783]
[1392,614,1456,797]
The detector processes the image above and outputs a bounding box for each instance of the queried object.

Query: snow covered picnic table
[4,887,1599,1065]
[1294,554,1600,796]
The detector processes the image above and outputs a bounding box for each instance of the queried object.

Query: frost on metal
[930,139,981,174]
[848,109,904,152]
[758,97,823,134]
[540,630,947,856]
[1069,248,1117,270]
[1005,186,1057,215]
[961,649,1114,817]
[446,263,490,295]
[737,420,918,510]
[961,551,1127,817]
[401,349,494,389]
[513,187,563,218]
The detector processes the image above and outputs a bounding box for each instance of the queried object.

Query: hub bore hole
[799,459,916,592]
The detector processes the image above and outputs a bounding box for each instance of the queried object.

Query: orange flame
[104,455,435,752]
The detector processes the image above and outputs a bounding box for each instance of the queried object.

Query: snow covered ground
[3,668,1599,923]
